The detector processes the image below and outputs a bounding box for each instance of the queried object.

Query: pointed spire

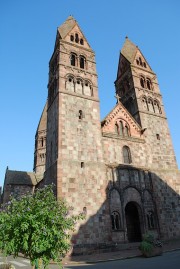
[36,102,47,134]
[58,16,77,39]
[66,15,76,21]
[121,37,138,63]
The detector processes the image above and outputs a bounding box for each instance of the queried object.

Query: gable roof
[4,170,40,186]
[101,101,142,137]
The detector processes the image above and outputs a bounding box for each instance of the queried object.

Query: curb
[62,247,180,267]
[62,254,141,266]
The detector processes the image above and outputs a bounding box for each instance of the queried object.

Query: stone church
[2,16,180,254]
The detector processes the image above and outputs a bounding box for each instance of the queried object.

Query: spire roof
[36,102,47,134]
[121,37,138,63]
[58,15,77,39]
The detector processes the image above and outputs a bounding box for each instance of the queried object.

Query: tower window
[75,33,79,43]
[146,78,152,90]
[148,99,155,113]
[154,101,161,114]
[80,38,84,45]
[139,57,143,66]
[140,76,145,88]
[144,62,147,68]
[119,121,123,136]
[111,211,121,230]
[81,162,84,168]
[156,134,160,140]
[124,126,129,137]
[136,59,139,65]
[115,123,119,134]
[70,53,76,66]
[123,146,132,164]
[80,56,85,69]
[142,97,148,110]
[70,35,74,42]
[78,110,83,120]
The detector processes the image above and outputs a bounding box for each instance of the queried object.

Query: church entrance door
[125,202,142,242]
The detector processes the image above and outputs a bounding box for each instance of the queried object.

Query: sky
[0,0,180,188]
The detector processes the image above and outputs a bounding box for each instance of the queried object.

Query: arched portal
[125,202,142,242]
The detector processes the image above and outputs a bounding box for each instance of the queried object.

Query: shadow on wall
[69,165,180,258]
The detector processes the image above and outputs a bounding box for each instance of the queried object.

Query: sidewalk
[62,239,180,266]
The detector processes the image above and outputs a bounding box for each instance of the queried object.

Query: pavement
[61,238,180,267]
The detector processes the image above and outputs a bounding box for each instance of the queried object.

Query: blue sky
[0,0,180,187]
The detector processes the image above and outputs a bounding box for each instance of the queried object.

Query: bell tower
[115,37,178,170]
[44,16,106,231]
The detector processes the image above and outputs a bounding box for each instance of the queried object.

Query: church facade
[2,16,180,254]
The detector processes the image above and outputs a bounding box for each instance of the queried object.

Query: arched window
[111,211,121,230]
[142,97,148,110]
[146,78,152,90]
[154,100,161,114]
[70,53,76,66]
[80,38,84,45]
[66,76,75,92]
[147,210,155,229]
[139,57,143,66]
[124,125,129,137]
[70,35,74,42]
[80,56,86,69]
[84,80,92,96]
[119,121,123,136]
[115,123,119,134]
[75,33,79,43]
[75,78,83,94]
[140,76,145,88]
[123,146,132,164]
[148,99,155,113]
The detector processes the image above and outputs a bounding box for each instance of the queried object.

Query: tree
[0,185,83,268]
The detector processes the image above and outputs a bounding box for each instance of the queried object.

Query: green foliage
[139,241,153,253]
[142,233,154,244]
[139,232,163,254]
[0,185,83,268]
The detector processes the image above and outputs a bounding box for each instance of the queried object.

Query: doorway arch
[125,202,142,242]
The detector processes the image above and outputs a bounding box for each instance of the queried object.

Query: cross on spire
[115,93,120,103]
